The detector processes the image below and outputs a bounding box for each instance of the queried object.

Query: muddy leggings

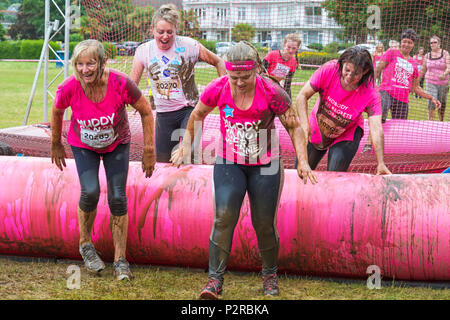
[295,126,363,172]
[71,143,130,216]
[208,157,284,281]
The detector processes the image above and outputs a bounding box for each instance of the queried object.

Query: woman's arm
[368,115,391,175]
[50,106,67,171]
[129,55,145,85]
[411,78,441,109]
[278,107,317,184]
[439,50,450,80]
[295,80,316,143]
[374,60,388,80]
[131,95,156,178]
[171,101,213,167]
[198,43,226,77]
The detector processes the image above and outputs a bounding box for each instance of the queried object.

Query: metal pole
[229,0,232,42]
[64,0,70,120]
[64,0,70,79]
[43,0,50,122]
[23,26,53,125]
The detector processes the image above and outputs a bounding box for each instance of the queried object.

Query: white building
[182,0,344,46]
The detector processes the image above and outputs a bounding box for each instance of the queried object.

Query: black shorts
[155,106,194,163]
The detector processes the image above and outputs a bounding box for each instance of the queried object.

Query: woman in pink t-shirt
[262,33,301,98]
[172,42,317,299]
[296,46,391,174]
[51,40,156,281]
[130,4,226,163]
[375,29,440,122]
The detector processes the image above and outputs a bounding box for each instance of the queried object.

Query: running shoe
[262,273,279,296]
[200,277,223,300]
[79,243,105,273]
[113,258,133,281]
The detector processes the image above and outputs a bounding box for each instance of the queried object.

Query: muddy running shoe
[262,273,279,296]
[79,243,105,273]
[200,277,223,300]
[113,258,133,281]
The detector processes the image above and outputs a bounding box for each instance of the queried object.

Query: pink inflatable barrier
[0,156,448,281]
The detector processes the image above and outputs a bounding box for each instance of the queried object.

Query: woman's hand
[51,142,67,171]
[170,143,191,168]
[142,147,156,178]
[431,98,441,109]
[376,163,392,175]
[296,160,318,185]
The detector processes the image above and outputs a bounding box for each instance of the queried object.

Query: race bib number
[154,79,183,100]
[272,63,290,78]
[80,127,116,149]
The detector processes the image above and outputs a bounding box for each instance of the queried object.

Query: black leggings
[71,143,130,216]
[209,157,283,280]
[155,106,193,163]
[296,126,363,172]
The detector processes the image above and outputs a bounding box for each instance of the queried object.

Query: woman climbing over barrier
[171,41,317,299]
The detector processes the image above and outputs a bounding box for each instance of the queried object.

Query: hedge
[0,40,21,59]
[197,39,216,54]
[297,51,340,68]
[0,40,117,59]
[19,40,60,59]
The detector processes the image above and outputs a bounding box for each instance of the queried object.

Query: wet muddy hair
[72,39,106,82]
[338,46,375,87]
[152,4,180,29]
[225,41,262,68]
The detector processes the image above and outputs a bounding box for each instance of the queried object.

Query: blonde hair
[430,35,441,44]
[152,4,180,29]
[283,33,301,48]
[71,39,106,82]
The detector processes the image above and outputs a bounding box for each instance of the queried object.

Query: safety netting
[0,0,449,173]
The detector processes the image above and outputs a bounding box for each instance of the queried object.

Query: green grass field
[0,257,448,300]
[0,60,449,301]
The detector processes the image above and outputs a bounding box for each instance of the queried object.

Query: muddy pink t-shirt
[200,75,291,165]
[309,60,381,150]
[54,70,142,153]
[134,36,200,113]
[378,48,419,103]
